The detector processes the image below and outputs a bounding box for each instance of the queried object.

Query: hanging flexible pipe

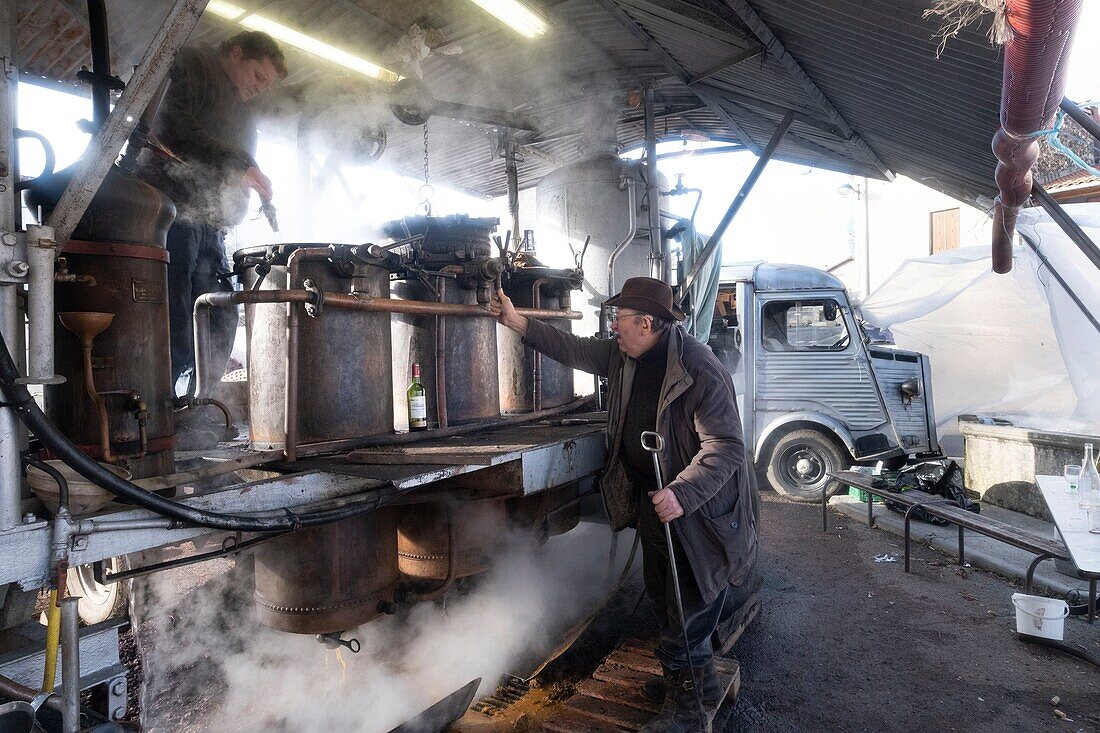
[990,0,1084,273]
[605,181,638,335]
[0,329,395,532]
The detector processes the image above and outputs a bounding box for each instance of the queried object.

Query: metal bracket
[303,278,325,318]
[0,231,28,285]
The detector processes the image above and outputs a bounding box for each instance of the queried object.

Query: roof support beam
[721,0,894,180]
[698,81,838,135]
[591,0,763,154]
[686,45,764,85]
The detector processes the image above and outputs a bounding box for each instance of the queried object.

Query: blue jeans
[638,495,727,671]
[166,220,237,392]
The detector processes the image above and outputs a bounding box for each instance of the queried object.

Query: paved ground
[724,491,1100,732]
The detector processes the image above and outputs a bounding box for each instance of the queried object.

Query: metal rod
[643,86,666,282]
[505,130,521,242]
[606,179,638,324]
[46,0,211,246]
[678,112,793,305]
[1020,233,1100,336]
[24,225,60,384]
[1031,182,1100,273]
[60,597,80,733]
[1060,97,1100,144]
[435,278,449,430]
[86,0,112,128]
[0,285,22,529]
[78,335,115,462]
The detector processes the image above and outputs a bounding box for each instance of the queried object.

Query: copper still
[397,498,510,580]
[388,216,504,428]
[25,165,177,478]
[234,244,393,452]
[253,507,399,633]
[498,258,581,414]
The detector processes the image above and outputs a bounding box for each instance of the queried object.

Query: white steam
[133,521,634,732]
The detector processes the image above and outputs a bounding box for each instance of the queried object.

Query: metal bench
[825,471,1090,622]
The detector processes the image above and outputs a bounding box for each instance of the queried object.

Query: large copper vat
[26,165,177,478]
[235,244,393,451]
[506,483,582,540]
[253,508,399,634]
[498,262,580,414]
[397,499,509,580]
[388,216,501,428]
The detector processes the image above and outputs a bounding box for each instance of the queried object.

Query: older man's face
[610,308,660,359]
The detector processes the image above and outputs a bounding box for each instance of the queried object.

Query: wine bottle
[1079,442,1100,510]
[407,362,427,432]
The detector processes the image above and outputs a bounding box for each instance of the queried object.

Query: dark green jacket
[137,46,257,228]
[523,319,757,602]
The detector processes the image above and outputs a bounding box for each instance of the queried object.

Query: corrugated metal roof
[15,0,1016,202]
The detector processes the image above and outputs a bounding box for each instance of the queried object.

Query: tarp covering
[680,225,721,341]
[859,203,1100,451]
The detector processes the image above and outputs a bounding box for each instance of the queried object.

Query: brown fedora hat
[605,277,686,321]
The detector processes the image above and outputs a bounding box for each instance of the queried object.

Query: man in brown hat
[491,276,756,732]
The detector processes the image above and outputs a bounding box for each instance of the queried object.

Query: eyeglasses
[606,308,651,325]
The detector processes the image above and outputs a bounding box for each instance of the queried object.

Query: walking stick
[641,431,710,733]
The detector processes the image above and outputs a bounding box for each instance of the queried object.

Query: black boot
[640,664,673,704]
[639,667,715,733]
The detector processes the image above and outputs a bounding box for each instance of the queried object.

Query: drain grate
[471,675,530,716]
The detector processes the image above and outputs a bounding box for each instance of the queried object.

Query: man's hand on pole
[489,290,529,336]
[648,487,685,523]
[242,166,274,201]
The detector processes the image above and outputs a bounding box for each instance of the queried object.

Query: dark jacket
[523,319,757,603]
[137,46,257,229]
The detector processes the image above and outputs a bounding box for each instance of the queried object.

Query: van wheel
[66,559,128,625]
[765,429,850,503]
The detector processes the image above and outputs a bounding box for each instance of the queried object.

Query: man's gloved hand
[648,487,684,523]
[242,166,273,200]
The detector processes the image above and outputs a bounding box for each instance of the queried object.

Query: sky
[14,1,1099,271]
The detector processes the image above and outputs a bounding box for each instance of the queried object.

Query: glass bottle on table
[407,362,428,432]
[1078,443,1100,510]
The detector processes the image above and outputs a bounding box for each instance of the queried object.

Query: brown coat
[523,319,757,603]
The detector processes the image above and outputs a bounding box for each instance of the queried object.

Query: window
[760,299,850,352]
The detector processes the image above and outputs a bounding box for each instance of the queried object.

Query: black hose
[25,457,69,511]
[1017,632,1100,668]
[0,330,390,532]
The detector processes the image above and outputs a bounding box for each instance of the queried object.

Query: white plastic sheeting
[859,203,1100,451]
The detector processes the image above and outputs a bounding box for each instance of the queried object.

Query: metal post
[504,130,520,244]
[678,113,793,305]
[60,597,80,733]
[46,0,210,246]
[1060,97,1100,144]
[643,86,666,283]
[23,224,62,385]
[0,0,21,531]
[1031,182,1100,273]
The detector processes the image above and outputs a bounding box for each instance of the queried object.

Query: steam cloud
[132,521,635,732]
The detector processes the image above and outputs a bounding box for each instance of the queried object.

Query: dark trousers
[166,220,237,392]
[638,497,727,671]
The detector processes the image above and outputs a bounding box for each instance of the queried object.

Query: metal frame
[1030,182,1100,274]
[721,0,894,181]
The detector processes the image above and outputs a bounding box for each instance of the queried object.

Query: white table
[1035,475,1100,623]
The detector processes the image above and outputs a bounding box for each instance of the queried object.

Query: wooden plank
[576,679,660,714]
[715,594,761,656]
[603,650,663,676]
[542,707,628,733]
[564,694,654,729]
[618,638,657,657]
[593,664,659,689]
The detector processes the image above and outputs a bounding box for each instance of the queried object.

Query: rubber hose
[42,589,60,692]
[1017,632,1100,668]
[0,330,389,532]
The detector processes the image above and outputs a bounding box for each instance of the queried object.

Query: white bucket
[1011,593,1069,640]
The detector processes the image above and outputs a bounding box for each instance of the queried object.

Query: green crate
[848,486,883,503]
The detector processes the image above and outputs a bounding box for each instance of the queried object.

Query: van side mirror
[823,301,838,321]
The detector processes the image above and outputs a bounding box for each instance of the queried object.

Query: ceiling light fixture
[465,0,549,39]
[206,1,400,83]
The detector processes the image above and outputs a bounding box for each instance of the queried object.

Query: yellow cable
[42,588,61,692]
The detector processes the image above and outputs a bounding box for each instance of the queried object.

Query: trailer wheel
[66,559,128,625]
[764,429,850,503]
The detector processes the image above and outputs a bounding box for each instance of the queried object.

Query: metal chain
[418,123,434,216]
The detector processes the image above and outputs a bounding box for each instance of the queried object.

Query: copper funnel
[58,311,115,347]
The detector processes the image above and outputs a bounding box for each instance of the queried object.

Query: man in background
[139,30,286,446]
